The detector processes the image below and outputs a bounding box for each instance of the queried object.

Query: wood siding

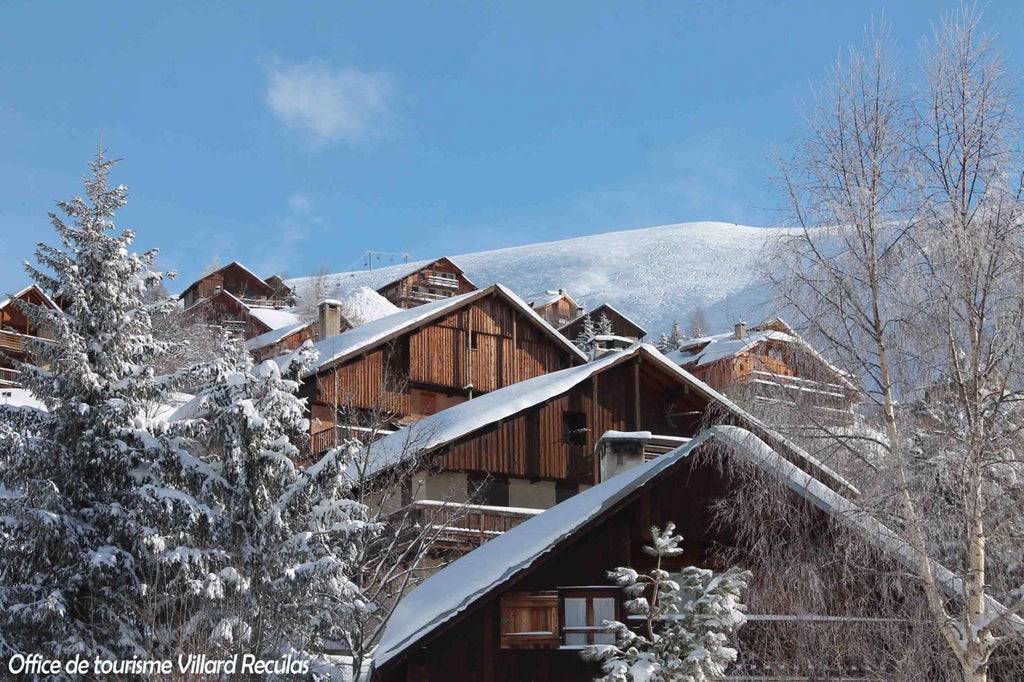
[560,304,646,341]
[439,358,708,485]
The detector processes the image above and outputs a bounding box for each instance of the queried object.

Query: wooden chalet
[296,284,588,456]
[665,318,860,423]
[527,289,583,329]
[559,303,647,344]
[287,257,477,312]
[363,343,855,551]
[180,261,292,311]
[246,320,316,363]
[372,426,1021,681]
[0,285,59,386]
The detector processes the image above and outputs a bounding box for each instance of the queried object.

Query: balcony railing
[407,499,542,550]
[0,329,26,353]
[393,286,452,303]
[309,423,397,456]
[421,274,459,289]
[0,367,20,386]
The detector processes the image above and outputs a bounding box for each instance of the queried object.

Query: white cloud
[265,58,391,146]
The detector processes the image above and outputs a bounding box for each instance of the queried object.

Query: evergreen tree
[657,321,688,352]
[583,523,750,681]
[164,343,373,668]
[0,152,176,659]
[596,313,614,337]
[574,314,598,357]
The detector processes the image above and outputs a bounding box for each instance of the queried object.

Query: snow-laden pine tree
[583,523,750,681]
[657,322,688,353]
[575,314,599,358]
[596,313,614,337]
[162,341,375,672]
[0,152,177,659]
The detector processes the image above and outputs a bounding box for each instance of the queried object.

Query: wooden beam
[633,358,641,431]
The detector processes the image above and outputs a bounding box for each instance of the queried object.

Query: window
[470,331,479,350]
[468,473,509,507]
[555,481,579,503]
[500,592,559,649]
[499,588,619,649]
[561,588,619,646]
[562,411,587,446]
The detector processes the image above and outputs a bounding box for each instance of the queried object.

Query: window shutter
[499,591,559,649]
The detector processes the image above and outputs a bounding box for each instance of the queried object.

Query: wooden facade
[180,261,289,310]
[437,354,707,486]
[305,286,585,452]
[559,303,647,342]
[377,257,476,309]
[0,285,59,385]
[528,290,582,329]
[184,290,274,340]
[677,320,859,421]
[249,322,315,363]
[374,429,946,682]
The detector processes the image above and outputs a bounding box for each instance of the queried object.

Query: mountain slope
[288,222,796,336]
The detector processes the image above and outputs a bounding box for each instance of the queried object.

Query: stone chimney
[318,299,344,340]
[734,320,747,340]
[596,430,652,482]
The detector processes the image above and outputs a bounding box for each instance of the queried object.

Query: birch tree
[770,9,1024,680]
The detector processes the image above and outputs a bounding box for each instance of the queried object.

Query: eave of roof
[297,283,586,378]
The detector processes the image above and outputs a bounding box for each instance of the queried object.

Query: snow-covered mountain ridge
[290,222,797,336]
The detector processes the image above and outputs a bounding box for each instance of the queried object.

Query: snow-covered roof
[670,317,857,392]
[293,284,587,378]
[528,289,573,310]
[374,425,1024,671]
[0,284,61,313]
[339,287,400,326]
[245,320,313,352]
[364,343,856,496]
[179,261,275,297]
[0,387,46,411]
[248,306,303,331]
[286,257,468,304]
[364,347,643,478]
[561,302,648,337]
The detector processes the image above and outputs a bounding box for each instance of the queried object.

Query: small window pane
[564,598,587,627]
[592,597,616,644]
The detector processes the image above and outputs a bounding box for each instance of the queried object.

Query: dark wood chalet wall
[310,292,578,415]
[560,305,646,341]
[375,457,731,682]
[440,358,709,485]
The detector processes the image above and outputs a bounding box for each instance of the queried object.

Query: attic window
[562,411,587,446]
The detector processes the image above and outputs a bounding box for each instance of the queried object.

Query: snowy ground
[288,222,797,337]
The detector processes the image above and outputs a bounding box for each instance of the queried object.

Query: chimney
[734,320,747,339]
[318,299,344,340]
[596,430,652,482]
[558,288,566,295]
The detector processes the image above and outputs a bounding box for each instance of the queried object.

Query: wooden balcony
[394,286,452,303]
[309,423,397,456]
[0,329,26,353]
[421,274,460,289]
[0,367,20,386]
[408,499,542,551]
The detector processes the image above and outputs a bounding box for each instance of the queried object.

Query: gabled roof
[285,256,475,304]
[560,302,648,338]
[669,316,857,392]
[179,261,276,299]
[374,425,1024,672]
[294,284,587,378]
[0,284,61,313]
[364,343,856,496]
[527,289,577,310]
[247,306,302,331]
[245,320,314,353]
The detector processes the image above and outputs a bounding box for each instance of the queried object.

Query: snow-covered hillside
[288,222,796,336]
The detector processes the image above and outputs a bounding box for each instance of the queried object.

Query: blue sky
[2,1,1023,295]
